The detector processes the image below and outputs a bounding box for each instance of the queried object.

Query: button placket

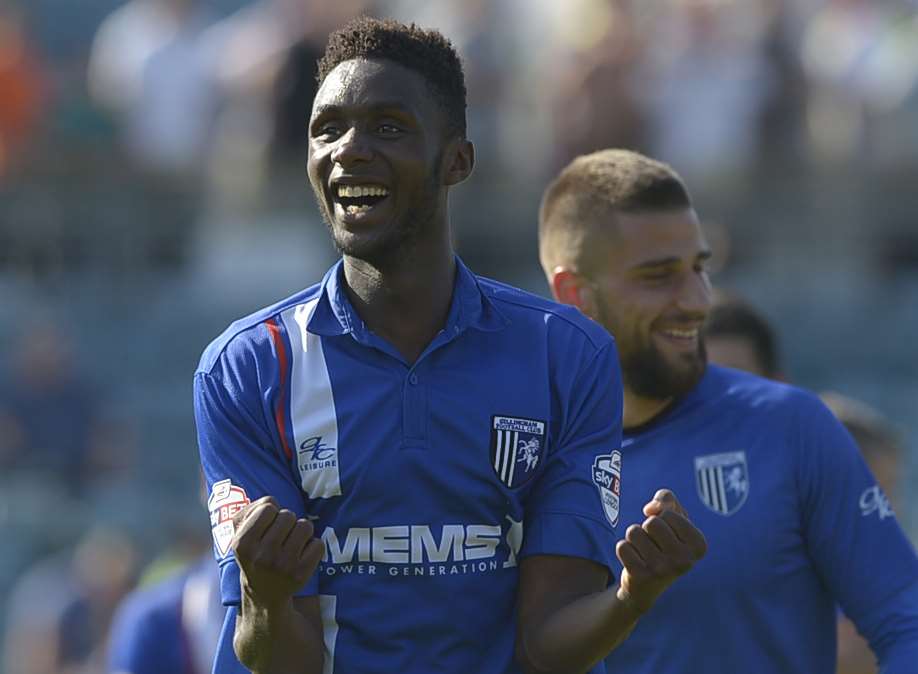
[402,367,427,448]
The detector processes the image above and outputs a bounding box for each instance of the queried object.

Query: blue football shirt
[108,558,222,674]
[604,365,918,674]
[195,258,624,674]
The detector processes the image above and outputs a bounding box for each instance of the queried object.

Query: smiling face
[307,58,459,264]
[588,208,712,401]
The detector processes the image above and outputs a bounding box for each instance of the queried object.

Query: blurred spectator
[0,319,133,496]
[545,0,647,170]
[801,0,918,167]
[634,0,779,181]
[107,554,222,674]
[87,0,219,273]
[821,390,904,508]
[202,0,373,210]
[0,1,45,179]
[704,292,785,380]
[88,0,218,177]
[3,527,139,674]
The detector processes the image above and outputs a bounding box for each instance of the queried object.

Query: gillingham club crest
[490,415,546,489]
[592,450,622,527]
[694,451,749,516]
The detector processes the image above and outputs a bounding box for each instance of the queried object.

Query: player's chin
[332,227,398,263]
[668,354,706,393]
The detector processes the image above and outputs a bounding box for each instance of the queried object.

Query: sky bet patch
[592,450,622,527]
[208,479,250,557]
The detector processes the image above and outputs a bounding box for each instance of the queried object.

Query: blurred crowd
[1,0,917,672]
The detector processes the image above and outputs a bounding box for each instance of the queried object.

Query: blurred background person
[88,0,218,178]
[0,319,131,496]
[821,391,905,526]
[0,1,45,181]
[2,527,139,674]
[107,553,221,674]
[704,292,785,380]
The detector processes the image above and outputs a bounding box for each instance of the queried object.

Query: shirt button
[409,374,419,385]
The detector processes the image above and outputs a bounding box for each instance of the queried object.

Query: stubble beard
[595,298,707,401]
[620,337,707,401]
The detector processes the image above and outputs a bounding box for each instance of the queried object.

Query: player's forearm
[234,593,323,674]
[517,585,645,674]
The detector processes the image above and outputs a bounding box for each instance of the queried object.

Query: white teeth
[345,204,372,215]
[662,329,697,339]
[336,185,389,198]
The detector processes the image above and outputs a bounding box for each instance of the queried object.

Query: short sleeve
[520,341,623,578]
[195,349,319,605]
[797,395,918,625]
[107,593,177,674]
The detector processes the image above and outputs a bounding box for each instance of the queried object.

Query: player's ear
[442,138,474,186]
[551,267,597,318]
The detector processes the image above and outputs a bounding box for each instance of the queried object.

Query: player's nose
[675,269,712,316]
[331,127,373,166]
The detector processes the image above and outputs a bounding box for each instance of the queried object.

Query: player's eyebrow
[631,249,712,271]
[312,101,417,119]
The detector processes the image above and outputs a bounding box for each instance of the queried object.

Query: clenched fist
[615,489,707,614]
[231,496,325,607]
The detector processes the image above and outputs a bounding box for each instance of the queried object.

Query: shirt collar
[307,257,509,338]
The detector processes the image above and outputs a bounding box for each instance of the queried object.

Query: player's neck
[342,236,456,364]
[622,390,674,430]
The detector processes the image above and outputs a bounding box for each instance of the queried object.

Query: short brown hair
[538,149,691,275]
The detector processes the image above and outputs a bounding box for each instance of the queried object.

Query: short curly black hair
[317,17,467,138]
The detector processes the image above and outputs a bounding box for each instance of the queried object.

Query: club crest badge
[592,451,622,527]
[490,415,546,489]
[208,479,250,557]
[695,451,749,516]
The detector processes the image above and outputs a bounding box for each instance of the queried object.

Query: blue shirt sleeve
[861,578,918,674]
[107,581,184,674]
[796,395,918,665]
[195,336,319,606]
[520,340,623,577]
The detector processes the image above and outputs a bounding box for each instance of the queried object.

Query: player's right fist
[230,495,324,606]
[615,489,706,615]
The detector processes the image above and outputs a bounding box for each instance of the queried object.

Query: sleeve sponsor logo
[208,479,250,557]
[859,485,894,520]
[592,450,622,527]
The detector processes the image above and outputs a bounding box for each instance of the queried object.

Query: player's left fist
[615,488,707,614]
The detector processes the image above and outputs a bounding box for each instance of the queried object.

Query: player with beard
[194,21,706,674]
[539,148,918,674]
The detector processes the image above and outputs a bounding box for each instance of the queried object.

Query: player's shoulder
[196,282,322,377]
[706,365,827,418]
[477,275,614,352]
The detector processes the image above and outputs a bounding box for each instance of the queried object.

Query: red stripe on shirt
[266,318,294,461]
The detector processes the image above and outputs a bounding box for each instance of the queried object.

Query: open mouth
[655,327,701,350]
[333,184,390,216]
